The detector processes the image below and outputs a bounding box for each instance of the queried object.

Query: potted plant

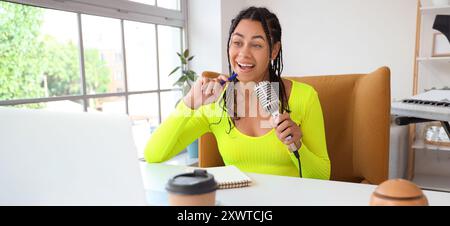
[169,49,199,159]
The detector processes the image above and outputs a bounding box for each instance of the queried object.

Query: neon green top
[144,80,330,179]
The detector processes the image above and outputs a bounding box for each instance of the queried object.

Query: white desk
[140,163,450,206]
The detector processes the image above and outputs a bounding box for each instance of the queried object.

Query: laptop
[0,106,147,206]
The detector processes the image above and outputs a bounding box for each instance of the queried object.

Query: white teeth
[237,62,254,67]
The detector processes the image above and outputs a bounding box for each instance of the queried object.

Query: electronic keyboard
[391,90,450,122]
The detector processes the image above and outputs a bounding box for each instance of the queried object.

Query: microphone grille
[255,81,279,115]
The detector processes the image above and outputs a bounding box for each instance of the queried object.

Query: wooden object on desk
[370,179,428,206]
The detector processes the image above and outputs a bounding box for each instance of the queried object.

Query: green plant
[0,2,111,103]
[168,49,198,97]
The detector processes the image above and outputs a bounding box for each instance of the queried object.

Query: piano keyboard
[402,99,450,107]
[392,100,450,122]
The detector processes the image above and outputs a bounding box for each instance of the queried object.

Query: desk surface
[140,163,450,206]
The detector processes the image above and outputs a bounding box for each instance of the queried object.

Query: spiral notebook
[186,165,252,189]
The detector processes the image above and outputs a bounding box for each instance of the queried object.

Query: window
[124,21,158,91]
[158,25,183,90]
[0,0,186,157]
[88,96,126,114]
[128,0,181,11]
[129,0,155,5]
[81,14,125,95]
[157,0,181,11]
[128,93,160,159]
[0,6,80,100]
[160,91,183,122]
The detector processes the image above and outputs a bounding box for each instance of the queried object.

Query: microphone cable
[293,150,302,178]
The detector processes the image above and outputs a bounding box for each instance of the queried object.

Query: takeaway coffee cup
[370,179,428,206]
[166,169,218,206]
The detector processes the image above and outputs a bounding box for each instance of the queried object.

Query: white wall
[189,0,417,99]
[188,0,247,75]
[189,0,418,100]
[187,0,223,74]
[220,0,248,73]
[243,0,418,100]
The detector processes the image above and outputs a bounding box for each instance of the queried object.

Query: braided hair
[217,7,290,133]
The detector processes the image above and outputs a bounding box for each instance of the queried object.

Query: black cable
[278,121,302,177]
[293,150,302,178]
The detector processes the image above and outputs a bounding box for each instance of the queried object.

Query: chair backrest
[198,67,391,184]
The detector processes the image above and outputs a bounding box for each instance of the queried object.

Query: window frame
[0,0,188,125]
[12,0,185,27]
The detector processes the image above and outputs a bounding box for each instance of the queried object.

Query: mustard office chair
[198,67,391,185]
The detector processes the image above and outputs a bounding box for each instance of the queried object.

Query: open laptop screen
[0,107,147,206]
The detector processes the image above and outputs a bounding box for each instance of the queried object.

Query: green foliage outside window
[0,2,111,108]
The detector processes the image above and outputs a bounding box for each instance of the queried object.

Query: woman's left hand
[271,112,303,149]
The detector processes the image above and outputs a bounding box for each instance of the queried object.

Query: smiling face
[228,19,280,83]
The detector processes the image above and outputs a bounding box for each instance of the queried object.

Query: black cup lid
[166,169,218,195]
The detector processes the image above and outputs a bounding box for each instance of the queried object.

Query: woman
[145,7,330,179]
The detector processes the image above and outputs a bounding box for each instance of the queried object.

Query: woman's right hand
[183,74,229,110]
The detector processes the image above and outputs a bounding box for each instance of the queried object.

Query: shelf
[417,56,450,63]
[408,1,450,182]
[412,138,450,151]
[420,5,450,14]
[413,173,450,192]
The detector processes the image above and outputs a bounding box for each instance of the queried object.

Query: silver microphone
[254,81,298,152]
